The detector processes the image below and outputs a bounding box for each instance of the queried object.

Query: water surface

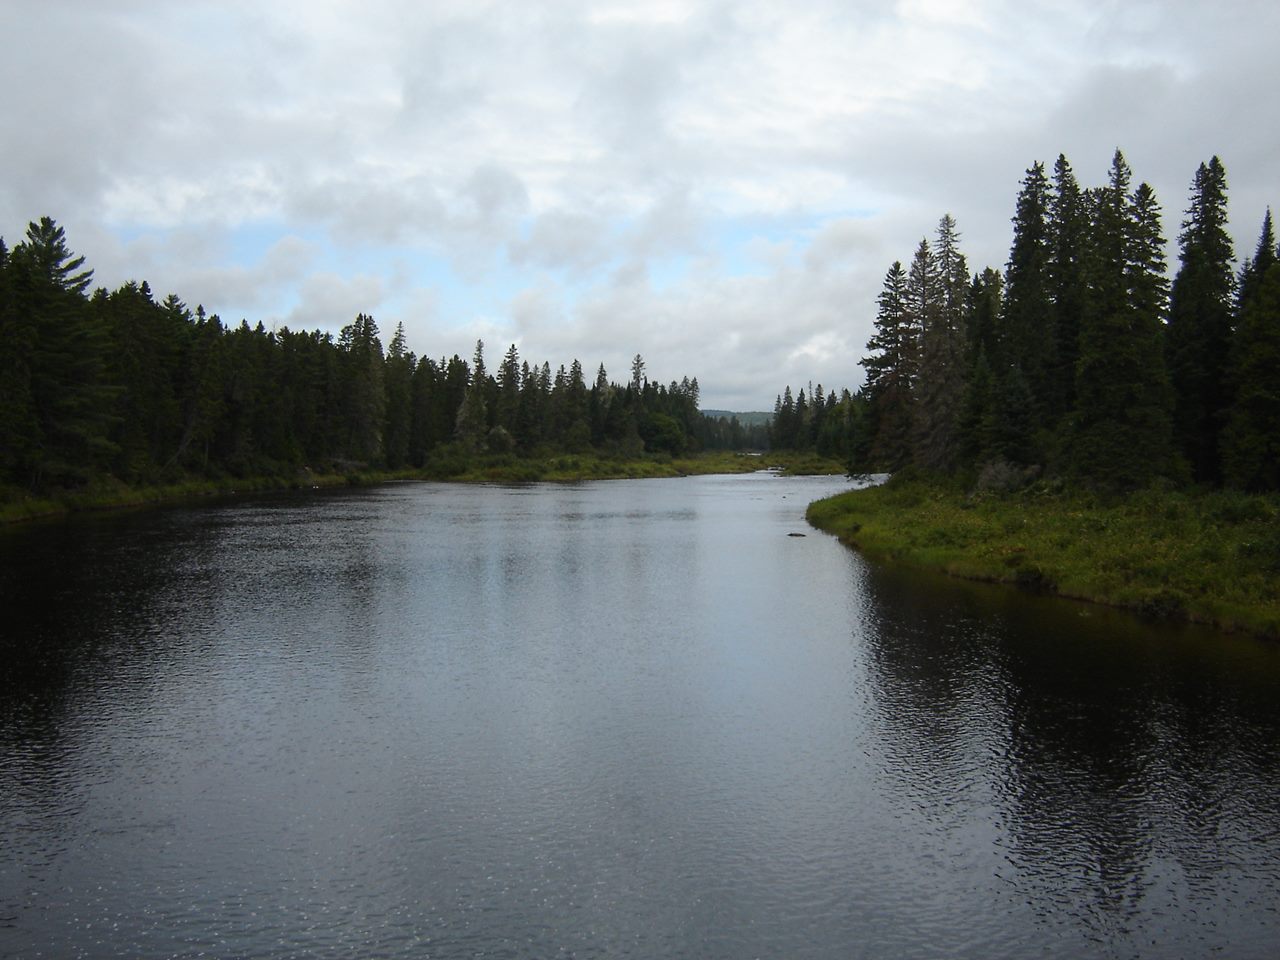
[2,473,1279,958]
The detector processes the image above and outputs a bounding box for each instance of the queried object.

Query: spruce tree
[337,313,386,463]
[991,362,1035,465]
[383,322,414,468]
[1167,157,1235,483]
[496,343,522,434]
[5,218,118,487]
[1235,209,1276,311]
[1047,154,1087,420]
[964,267,1002,367]
[409,356,441,464]
[1222,216,1280,491]
[0,237,39,484]
[455,340,489,449]
[958,269,1003,467]
[1002,162,1054,426]
[861,261,915,470]
[1071,159,1178,488]
[957,348,995,466]
[914,217,968,471]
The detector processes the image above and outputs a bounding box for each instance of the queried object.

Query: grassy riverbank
[806,477,1280,638]
[0,451,845,525]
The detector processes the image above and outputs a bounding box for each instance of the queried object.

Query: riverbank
[805,477,1280,638]
[0,451,845,525]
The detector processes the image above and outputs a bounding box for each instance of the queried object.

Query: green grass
[806,477,1280,639]
[765,452,849,476]
[441,450,783,483]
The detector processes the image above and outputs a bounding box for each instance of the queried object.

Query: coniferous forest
[2,150,1277,515]
[0,217,770,506]
[772,150,1280,494]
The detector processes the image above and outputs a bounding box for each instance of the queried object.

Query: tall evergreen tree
[1167,156,1235,483]
[1071,158,1178,488]
[494,343,522,435]
[455,340,489,449]
[1235,208,1276,312]
[0,237,38,484]
[337,313,386,463]
[965,267,1003,366]
[861,261,916,469]
[1047,154,1087,420]
[914,217,968,471]
[1002,162,1054,425]
[1222,216,1280,490]
[5,218,118,486]
[383,322,414,468]
[958,268,1003,466]
[98,281,188,481]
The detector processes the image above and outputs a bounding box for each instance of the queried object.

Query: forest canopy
[770,150,1279,493]
[0,218,765,497]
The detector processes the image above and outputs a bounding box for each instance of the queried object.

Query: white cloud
[3,0,1278,409]
[283,271,386,333]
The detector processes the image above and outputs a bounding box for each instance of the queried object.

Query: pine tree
[1222,216,1280,490]
[771,386,798,449]
[991,362,1035,465]
[567,358,588,426]
[1002,162,1054,426]
[455,340,489,449]
[1167,156,1236,483]
[1047,154,1087,420]
[98,281,189,481]
[914,217,968,471]
[0,237,39,483]
[383,322,414,468]
[957,348,995,465]
[337,313,386,463]
[965,267,1003,366]
[496,343,522,434]
[589,362,611,444]
[5,218,118,486]
[1071,158,1178,488]
[1235,208,1276,312]
[861,261,916,469]
[958,268,1003,467]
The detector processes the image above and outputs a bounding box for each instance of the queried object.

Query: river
[2,472,1279,958]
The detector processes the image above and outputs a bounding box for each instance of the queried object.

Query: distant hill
[701,409,773,427]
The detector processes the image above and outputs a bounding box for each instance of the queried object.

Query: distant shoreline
[0,451,847,526]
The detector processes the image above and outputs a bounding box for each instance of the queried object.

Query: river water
[2,472,1278,959]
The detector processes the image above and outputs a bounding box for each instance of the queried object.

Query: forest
[0,218,770,504]
[772,150,1279,494]
[3,149,1276,511]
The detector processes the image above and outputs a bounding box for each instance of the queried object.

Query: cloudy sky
[2,1,1277,410]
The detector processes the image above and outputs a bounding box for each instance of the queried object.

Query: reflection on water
[861,564,1280,954]
[2,474,1279,959]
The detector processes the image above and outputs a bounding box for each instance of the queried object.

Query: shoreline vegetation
[806,475,1280,640]
[0,451,846,526]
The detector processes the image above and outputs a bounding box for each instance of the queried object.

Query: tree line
[774,150,1279,492]
[0,218,762,495]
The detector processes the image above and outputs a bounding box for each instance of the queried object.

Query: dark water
[2,473,1279,959]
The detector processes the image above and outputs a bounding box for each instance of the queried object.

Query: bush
[1206,490,1272,524]
[974,459,1038,494]
[1238,529,1280,573]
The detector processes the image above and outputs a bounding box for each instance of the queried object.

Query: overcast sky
[2,1,1277,410]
